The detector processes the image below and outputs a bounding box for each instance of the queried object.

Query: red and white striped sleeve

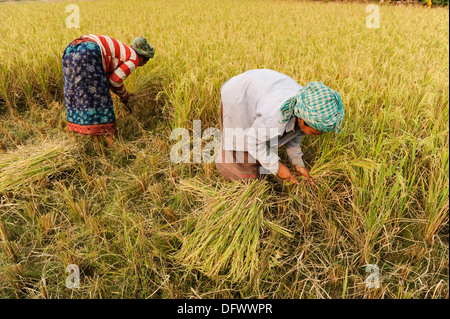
[83,34,139,98]
[109,60,138,98]
[105,37,139,98]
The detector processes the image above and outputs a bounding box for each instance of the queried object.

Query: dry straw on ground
[0,139,79,194]
[176,178,292,283]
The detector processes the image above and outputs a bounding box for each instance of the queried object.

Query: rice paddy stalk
[0,139,78,194]
[176,178,291,283]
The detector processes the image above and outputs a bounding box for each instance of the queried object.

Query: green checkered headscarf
[131,37,154,59]
[280,81,345,133]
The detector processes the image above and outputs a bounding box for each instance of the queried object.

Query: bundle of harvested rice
[0,139,78,194]
[176,178,291,283]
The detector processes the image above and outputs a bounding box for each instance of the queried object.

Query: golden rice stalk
[0,219,17,263]
[176,178,291,283]
[425,198,449,244]
[0,139,78,194]
[310,157,380,178]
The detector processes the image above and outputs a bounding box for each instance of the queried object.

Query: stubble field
[0,0,448,298]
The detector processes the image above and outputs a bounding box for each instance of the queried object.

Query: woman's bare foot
[104,135,115,147]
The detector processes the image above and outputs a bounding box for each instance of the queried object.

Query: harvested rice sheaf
[176,178,291,283]
[0,139,78,194]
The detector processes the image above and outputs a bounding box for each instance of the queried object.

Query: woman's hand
[277,163,299,185]
[295,166,314,185]
[121,92,135,105]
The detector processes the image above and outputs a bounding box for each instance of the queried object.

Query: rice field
[0,0,448,299]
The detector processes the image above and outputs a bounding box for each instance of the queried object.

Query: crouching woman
[216,69,345,184]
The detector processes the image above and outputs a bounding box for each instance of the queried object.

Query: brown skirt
[215,102,261,181]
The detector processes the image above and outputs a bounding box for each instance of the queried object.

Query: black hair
[138,53,150,62]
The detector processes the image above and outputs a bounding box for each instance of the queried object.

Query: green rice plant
[422,152,449,243]
[176,178,291,283]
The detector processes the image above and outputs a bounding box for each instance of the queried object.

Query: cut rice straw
[0,139,78,194]
[176,178,291,283]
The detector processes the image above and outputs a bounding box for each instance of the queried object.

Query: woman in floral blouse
[62,35,154,146]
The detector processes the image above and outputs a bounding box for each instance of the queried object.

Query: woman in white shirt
[216,69,345,184]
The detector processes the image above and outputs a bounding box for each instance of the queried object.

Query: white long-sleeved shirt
[220,69,306,175]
